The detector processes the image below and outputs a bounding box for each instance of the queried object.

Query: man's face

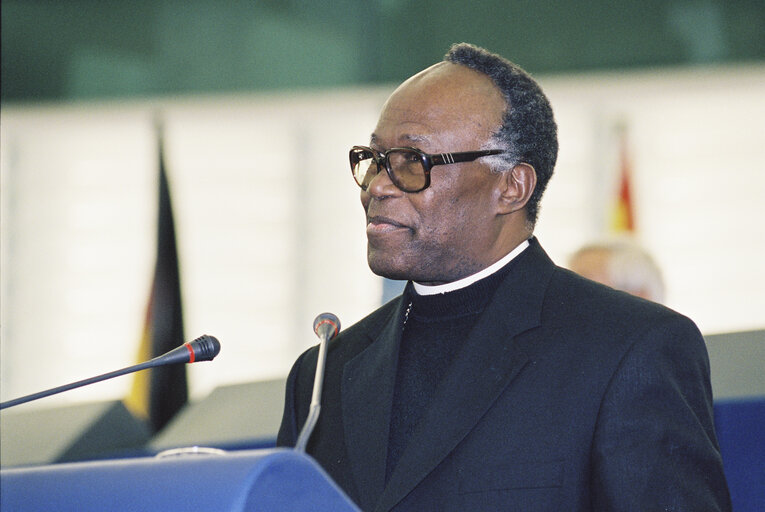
[361,62,509,285]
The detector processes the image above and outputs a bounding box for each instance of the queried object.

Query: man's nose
[365,167,401,198]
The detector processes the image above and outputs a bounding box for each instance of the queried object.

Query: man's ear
[497,163,537,214]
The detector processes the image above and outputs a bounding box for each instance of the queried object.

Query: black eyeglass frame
[349,145,508,193]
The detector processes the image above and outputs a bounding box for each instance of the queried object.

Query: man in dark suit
[278,42,730,511]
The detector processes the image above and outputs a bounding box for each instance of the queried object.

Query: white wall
[2,65,764,407]
[536,65,765,334]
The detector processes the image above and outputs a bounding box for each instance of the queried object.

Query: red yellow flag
[609,124,635,233]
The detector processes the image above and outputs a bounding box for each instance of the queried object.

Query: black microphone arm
[295,312,341,452]
[0,335,221,410]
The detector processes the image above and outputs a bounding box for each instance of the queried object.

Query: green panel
[2,0,764,102]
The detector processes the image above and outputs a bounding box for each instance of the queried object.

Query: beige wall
[2,65,764,406]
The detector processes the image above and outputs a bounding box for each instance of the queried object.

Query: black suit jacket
[278,239,730,511]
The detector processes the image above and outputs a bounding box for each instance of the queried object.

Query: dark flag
[125,130,188,433]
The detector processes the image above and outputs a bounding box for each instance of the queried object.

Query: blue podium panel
[0,448,360,512]
[714,398,765,512]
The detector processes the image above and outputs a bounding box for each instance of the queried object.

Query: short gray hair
[444,42,558,227]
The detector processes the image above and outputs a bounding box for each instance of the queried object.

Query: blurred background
[3,0,765,101]
[2,0,764,420]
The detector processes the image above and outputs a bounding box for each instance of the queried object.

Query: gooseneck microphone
[0,335,221,410]
[154,335,220,365]
[294,312,341,453]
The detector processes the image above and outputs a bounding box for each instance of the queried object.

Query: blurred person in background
[568,238,665,302]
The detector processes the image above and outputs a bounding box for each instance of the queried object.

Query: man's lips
[366,215,410,234]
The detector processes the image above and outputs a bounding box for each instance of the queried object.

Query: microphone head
[188,335,221,362]
[313,312,341,341]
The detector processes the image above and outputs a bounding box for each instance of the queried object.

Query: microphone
[153,334,221,365]
[294,313,340,452]
[0,335,221,410]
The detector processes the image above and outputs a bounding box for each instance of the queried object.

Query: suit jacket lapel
[341,297,407,511]
[375,240,554,512]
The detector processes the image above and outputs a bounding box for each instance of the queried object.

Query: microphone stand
[294,313,340,453]
[1,359,162,410]
[0,335,220,410]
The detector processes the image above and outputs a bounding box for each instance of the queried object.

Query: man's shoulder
[549,265,678,318]
[542,265,702,348]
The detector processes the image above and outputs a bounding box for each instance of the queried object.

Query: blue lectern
[0,448,360,511]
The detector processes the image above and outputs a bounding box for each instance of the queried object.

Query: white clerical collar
[413,239,530,296]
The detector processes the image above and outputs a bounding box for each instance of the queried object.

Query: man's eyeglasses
[349,145,508,193]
